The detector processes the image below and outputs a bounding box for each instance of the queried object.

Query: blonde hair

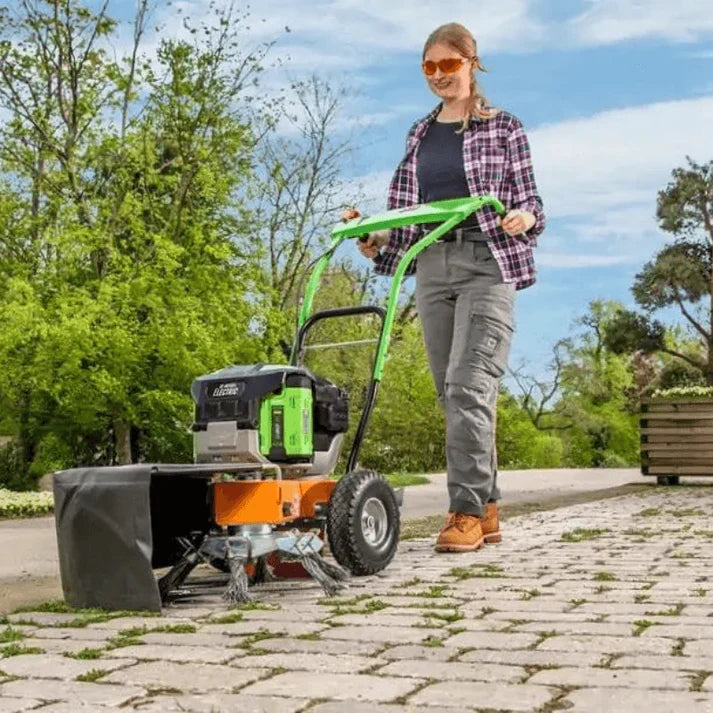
[423,22,497,133]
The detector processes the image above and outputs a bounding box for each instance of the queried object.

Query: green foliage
[609,157,713,384]
[496,391,564,469]
[0,1,272,485]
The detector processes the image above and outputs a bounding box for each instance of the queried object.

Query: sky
[111,0,713,387]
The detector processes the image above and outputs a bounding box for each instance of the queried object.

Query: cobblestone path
[1,486,713,712]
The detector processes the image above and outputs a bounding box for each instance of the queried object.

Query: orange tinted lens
[422,60,437,75]
[439,58,463,74]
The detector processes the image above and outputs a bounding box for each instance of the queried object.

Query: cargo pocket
[468,314,513,379]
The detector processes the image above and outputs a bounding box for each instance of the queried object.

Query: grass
[669,508,704,518]
[331,472,429,488]
[593,572,618,582]
[472,564,505,578]
[209,612,245,624]
[635,508,662,518]
[1,643,44,657]
[150,624,196,634]
[426,611,464,624]
[632,619,657,636]
[238,630,286,648]
[561,528,610,543]
[520,589,541,601]
[400,515,443,541]
[421,635,444,648]
[448,567,476,581]
[65,648,104,660]
[76,669,108,683]
[0,628,24,644]
[645,603,684,617]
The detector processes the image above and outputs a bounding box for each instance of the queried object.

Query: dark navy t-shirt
[416,119,479,229]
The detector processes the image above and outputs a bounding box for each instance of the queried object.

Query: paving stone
[484,610,598,622]
[140,632,241,647]
[379,645,457,662]
[200,621,324,637]
[14,637,104,655]
[105,643,244,664]
[230,652,383,674]
[328,614,430,627]
[26,627,114,642]
[102,661,268,692]
[87,616,191,630]
[378,659,525,683]
[685,639,713,657]
[0,699,43,713]
[443,631,540,649]
[536,634,675,655]
[6,612,88,627]
[0,653,132,680]
[562,687,713,712]
[309,704,436,713]
[410,681,554,711]
[242,672,425,702]
[22,706,113,713]
[129,693,306,712]
[611,655,713,670]
[0,679,143,706]
[528,665,691,689]
[459,648,606,668]
[255,637,383,656]
[320,625,442,644]
[515,621,633,636]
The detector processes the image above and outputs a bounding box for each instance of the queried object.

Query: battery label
[272,406,284,446]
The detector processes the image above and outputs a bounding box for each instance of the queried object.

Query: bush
[0,488,54,518]
[529,435,564,468]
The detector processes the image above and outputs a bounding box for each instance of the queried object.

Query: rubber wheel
[326,470,400,575]
[656,475,680,486]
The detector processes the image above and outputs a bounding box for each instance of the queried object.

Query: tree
[0,0,273,481]
[606,157,713,383]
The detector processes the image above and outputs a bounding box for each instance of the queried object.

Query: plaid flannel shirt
[372,104,545,290]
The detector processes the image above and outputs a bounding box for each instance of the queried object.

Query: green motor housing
[259,384,313,461]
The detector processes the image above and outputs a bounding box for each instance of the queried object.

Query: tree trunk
[114,418,133,465]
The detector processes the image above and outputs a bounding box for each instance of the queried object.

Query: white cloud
[529,94,713,220]
[536,253,633,268]
[568,0,713,45]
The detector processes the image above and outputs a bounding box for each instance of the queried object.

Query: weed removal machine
[52,196,506,612]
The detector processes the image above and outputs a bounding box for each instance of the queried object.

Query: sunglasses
[421,57,473,76]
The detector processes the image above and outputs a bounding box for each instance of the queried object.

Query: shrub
[0,489,54,518]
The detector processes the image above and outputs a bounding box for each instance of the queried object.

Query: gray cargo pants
[415,239,515,517]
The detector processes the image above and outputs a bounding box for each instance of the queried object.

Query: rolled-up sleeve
[507,118,545,246]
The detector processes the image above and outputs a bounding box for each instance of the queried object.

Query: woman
[343,22,544,552]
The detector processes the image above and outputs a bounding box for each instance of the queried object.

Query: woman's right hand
[341,207,387,260]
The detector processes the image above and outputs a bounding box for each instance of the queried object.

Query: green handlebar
[295,195,506,380]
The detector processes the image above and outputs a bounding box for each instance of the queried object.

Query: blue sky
[115,0,713,386]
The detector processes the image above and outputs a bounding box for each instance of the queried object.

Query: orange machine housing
[212,479,336,526]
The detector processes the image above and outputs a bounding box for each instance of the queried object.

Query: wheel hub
[361,497,389,548]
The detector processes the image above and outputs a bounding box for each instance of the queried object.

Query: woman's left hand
[498,209,535,237]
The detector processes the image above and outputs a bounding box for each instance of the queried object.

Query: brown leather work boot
[435,512,484,552]
[480,502,501,544]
